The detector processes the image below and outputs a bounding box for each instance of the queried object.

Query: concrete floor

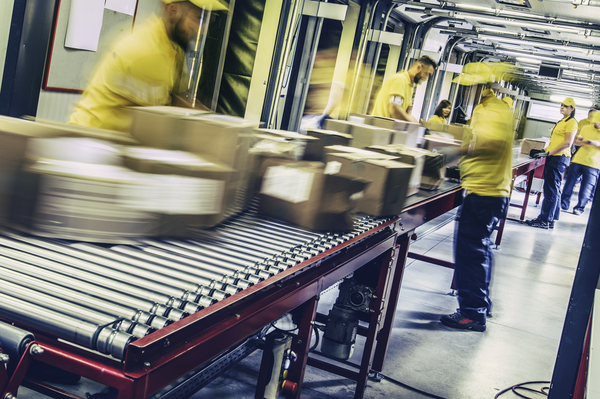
[16,190,589,399]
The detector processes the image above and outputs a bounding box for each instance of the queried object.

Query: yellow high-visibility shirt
[427,115,447,124]
[578,118,590,132]
[572,125,600,169]
[69,15,186,133]
[371,71,413,118]
[460,95,513,197]
[546,117,578,157]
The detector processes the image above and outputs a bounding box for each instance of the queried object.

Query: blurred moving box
[369,116,423,147]
[10,137,157,243]
[124,148,234,236]
[306,128,352,161]
[325,153,414,217]
[521,138,547,155]
[421,119,472,141]
[423,136,462,167]
[323,119,356,134]
[130,108,257,215]
[349,124,392,149]
[0,116,138,227]
[258,159,369,231]
[255,128,320,160]
[323,145,399,160]
[368,144,445,191]
[347,113,374,125]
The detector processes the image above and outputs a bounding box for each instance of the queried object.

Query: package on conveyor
[323,145,399,160]
[421,119,473,142]
[305,128,352,161]
[123,148,235,235]
[423,136,463,167]
[0,116,138,226]
[9,137,159,243]
[129,108,258,215]
[323,119,357,134]
[367,144,446,191]
[368,116,424,147]
[324,152,415,217]
[520,138,548,155]
[258,159,369,231]
[254,128,320,160]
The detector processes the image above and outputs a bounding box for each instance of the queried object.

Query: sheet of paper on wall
[64,0,104,52]
[105,0,138,16]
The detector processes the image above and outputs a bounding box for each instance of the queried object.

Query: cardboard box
[370,117,423,147]
[347,113,375,125]
[368,144,445,191]
[255,128,320,160]
[420,119,445,133]
[306,128,352,161]
[325,153,414,217]
[323,145,399,160]
[10,159,158,243]
[0,117,139,226]
[323,119,356,134]
[521,138,547,155]
[423,136,462,168]
[349,124,392,149]
[258,159,369,231]
[123,148,234,234]
[445,123,472,141]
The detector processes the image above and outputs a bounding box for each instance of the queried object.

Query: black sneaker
[525,218,548,229]
[573,208,583,215]
[440,312,486,332]
[549,221,555,229]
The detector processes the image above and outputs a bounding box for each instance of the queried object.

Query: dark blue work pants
[539,155,570,221]
[454,194,509,324]
[561,163,600,212]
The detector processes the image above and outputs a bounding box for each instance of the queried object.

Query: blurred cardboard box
[323,145,399,160]
[323,119,356,134]
[420,119,445,133]
[258,159,369,231]
[349,124,392,148]
[445,123,472,141]
[368,144,445,191]
[325,153,414,217]
[306,128,352,161]
[521,138,547,155]
[423,136,462,168]
[0,116,139,227]
[370,117,423,147]
[123,148,234,235]
[10,158,158,243]
[255,128,320,160]
[347,113,375,125]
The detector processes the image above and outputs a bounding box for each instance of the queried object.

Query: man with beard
[69,0,225,133]
[371,55,437,122]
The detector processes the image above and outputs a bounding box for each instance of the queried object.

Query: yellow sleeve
[566,119,578,133]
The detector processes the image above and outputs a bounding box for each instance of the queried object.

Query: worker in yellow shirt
[69,0,225,133]
[437,63,513,332]
[427,100,452,124]
[561,110,600,215]
[525,98,578,229]
[577,109,595,133]
[371,56,437,122]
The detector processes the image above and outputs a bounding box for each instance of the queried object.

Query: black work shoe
[573,208,583,215]
[440,312,486,332]
[549,221,555,229]
[525,218,548,229]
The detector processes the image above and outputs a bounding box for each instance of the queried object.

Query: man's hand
[532,151,549,159]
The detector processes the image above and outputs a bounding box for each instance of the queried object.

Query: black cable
[494,381,550,398]
[368,372,447,399]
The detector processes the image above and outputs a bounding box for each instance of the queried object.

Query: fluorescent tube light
[517,57,542,64]
[466,15,582,34]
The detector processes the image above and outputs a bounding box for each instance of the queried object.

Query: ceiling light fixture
[454,3,495,11]
[517,57,542,64]
[465,15,583,34]
[480,35,590,53]
[496,50,593,67]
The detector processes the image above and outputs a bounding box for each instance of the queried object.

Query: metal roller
[217,222,313,248]
[191,230,285,257]
[109,246,243,296]
[117,244,256,289]
[0,278,154,338]
[0,293,134,359]
[0,267,171,331]
[139,244,262,285]
[67,243,230,301]
[0,249,203,317]
[0,322,34,359]
[142,239,270,281]
[0,236,216,311]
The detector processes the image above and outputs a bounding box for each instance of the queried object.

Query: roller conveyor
[0,181,464,399]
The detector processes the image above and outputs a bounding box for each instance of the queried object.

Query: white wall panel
[0,0,15,82]
[37,90,81,122]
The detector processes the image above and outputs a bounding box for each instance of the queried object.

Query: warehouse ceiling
[392,0,600,107]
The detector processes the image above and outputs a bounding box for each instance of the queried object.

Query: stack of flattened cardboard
[258,159,369,231]
[368,144,446,191]
[324,152,415,217]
